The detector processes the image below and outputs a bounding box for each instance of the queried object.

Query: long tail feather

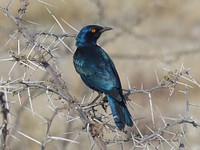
[106,94,133,130]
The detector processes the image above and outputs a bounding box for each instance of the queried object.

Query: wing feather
[73,45,123,101]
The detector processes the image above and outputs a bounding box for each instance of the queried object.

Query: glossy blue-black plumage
[73,25,133,129]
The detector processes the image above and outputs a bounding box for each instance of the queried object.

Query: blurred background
[0,0,200,149]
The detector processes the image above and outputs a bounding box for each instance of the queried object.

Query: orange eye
[91,28,96,33]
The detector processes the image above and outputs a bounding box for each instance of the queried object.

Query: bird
[73,25,133,130]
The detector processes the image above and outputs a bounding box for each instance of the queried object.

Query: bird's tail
[106,94,133,130]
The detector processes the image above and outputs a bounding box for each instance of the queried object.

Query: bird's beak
[100,27,113,33]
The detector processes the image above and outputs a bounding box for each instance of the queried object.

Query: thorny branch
[1,1,107,150]
[0,92,10,150]
[41,106,67,150]
[0,1,200,150]
[104,118,200,144]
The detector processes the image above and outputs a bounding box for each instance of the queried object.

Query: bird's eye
[91,28,96,33]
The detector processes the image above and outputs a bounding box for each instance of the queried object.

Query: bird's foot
[101,96,108,112]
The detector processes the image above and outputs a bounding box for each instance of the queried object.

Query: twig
[0,2,107,149]
[0,92,10,150]
[178,86,189,150]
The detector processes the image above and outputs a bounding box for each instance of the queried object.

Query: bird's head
[76,25,112,47]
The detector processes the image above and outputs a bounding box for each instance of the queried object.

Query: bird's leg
[101,96,108,112]
[88,93,102,105]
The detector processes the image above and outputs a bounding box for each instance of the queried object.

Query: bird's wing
[73,46,123,101]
